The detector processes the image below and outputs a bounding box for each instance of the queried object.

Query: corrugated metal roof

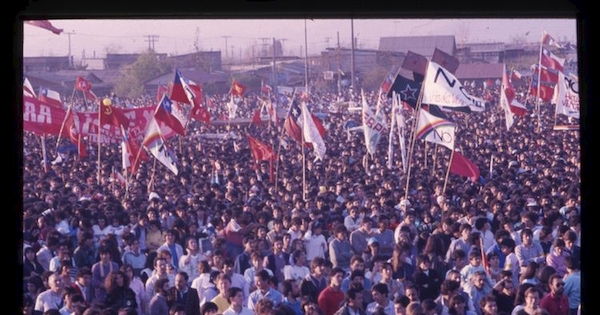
[145,68,228,85]
[454,63,504,79]
[379,35,456,57]
[466,42,505,53]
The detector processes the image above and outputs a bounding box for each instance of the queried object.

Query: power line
[144,35,159,51]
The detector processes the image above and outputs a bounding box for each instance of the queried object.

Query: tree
[360,65,389,91]
[113,49,173,99]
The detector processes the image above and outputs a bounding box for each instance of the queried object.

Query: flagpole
[403,71,426,201]
[442,148,454,195]
[56,106,72,151]
[274,91,297,192]
[97,99,102,185]
[301,99,307,202]
[424,141,428,168]
[148,156,158,193]
[431,144,438,176]
[41,134,49,173]
[536,30,544,131]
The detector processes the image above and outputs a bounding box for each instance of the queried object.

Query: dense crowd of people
[21,78,581,315]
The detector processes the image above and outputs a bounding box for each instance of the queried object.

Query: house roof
[379,35,456,57]
[454,63,504,79]
[145,68,229,85]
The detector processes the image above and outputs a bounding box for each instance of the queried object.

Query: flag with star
[386,74,421,106]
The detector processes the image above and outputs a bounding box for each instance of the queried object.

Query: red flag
[480,238,491,276]
[121,125,147,174]
[25,20,63,35]
[251,109,263,126]
[75,77,97,100]
[431,48,459,74]
[190,105,211,125]
[401,50,428,76]
[540,67,559,83]
[261,81,273,94]
[231,79,247,96]
[156,84,168,102]
[450,150,480,182]
[99,98,130,128]
[246,134,276,161]
[218,112,229,121]
[62,107,87,158]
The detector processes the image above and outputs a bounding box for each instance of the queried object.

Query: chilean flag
[154,94,186,135]
[38,87,62,108]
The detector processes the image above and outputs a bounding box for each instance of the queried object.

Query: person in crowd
[166,271,200,315]
[366,283,394,315]
[562,257,580,315]
[318,267,346,315]
[104,270,138,313]
[91,246,119,304]
[121,263,146,315]
[539,274,569,315]
[248,270,284,311]
[299,256,328,304]
[148,277,171,315]
[329,225,355,272]
[35,272,65,313]
[223,287,254,315]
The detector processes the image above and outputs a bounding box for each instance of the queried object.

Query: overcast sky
[22,18,578,60]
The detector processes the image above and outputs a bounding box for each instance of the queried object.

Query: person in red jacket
[318,267,346,315]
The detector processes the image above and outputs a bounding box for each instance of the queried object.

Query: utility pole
[259,37,270,58]
[350,18,355,91]
[272,37,276,87]
[144,35,159,51]
[64,31,75,68]
[222,36,231,59]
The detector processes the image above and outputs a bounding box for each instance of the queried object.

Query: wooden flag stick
[442,148,454,195]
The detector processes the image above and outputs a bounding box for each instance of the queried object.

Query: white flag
[394,93,408,173]
[301,101,326,161]
[415,108,456,150]
[422,61,486,112]
[552,72,579,119]
[142,119,179,175]
[387,98,396,170]
[24,77,36,98]
[361,89,387,156]
[227,95,238,119]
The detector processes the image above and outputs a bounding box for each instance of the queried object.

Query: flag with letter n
[415,108,456,150]
[422,61,485,112]
[552,72,579,119]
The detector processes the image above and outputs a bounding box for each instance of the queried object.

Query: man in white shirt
[366,283,394,315]
[35,273,65,313]
[145,257,175,309]
[283,250,310,283]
